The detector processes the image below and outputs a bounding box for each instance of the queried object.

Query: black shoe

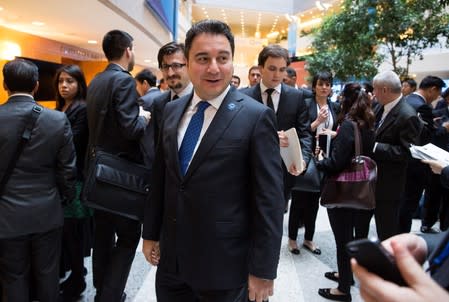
[420,226,440,233]
[288,244,300,255]
[121,292,127,302]
[318,288,351,301]
[303,243,321,255]
[62,279,86,297]
[324,272,354,285]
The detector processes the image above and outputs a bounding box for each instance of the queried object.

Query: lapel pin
[227,103,236,111]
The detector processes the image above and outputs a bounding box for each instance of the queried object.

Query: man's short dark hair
[232,75,240,84]
[248,66,259,75]
[419,76,446,90]
[157,42,185,69]
[258,44,290,67]
[286,67,296,78]
[135,69,157,87]
[3,58,38,93]
[185,19,234,59]
[402,78,417,89]
[102,30,133,61]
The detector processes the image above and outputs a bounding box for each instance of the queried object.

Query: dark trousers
[289,191,320,241]
[283,168,294,207]
[61,218,86,284]
[92,210,141,302]
[375,198,400,241]
[327,208,371,294]
[156,268,248,302]
[398,161,431,233]
[422,173,449,230]
[0,227,62,302]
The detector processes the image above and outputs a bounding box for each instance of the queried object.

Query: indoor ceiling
[0,0,342,69]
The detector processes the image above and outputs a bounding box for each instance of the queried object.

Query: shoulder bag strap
[0,104,43,196]
[352,121,362,156]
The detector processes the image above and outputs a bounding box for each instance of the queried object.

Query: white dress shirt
[260,82,282,113]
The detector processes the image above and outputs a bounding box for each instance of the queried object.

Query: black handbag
[81,76,151,221]
[82,150,151,221]
[293,157,323,192]
[320,122,377,210]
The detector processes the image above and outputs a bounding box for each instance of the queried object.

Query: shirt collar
[191,85,231,110]
[9,93,34,99]
[171,82,193,99]
[260,81,281,95]
[384,94,402,115]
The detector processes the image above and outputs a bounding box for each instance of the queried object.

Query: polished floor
[74,205,423,302]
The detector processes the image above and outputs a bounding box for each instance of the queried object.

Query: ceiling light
[144,59,151,63]
[87,40,97,44]
[31,21,45,26]
[0,6,4,11]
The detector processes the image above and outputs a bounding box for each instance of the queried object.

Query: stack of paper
[280,128,304,172]
[410,143,449,165]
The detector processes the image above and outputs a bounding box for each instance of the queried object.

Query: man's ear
[32,81,39,96]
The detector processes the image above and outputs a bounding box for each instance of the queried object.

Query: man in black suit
[142,20,284,302]
[135,68,161,111]
[151,42,193,147]
[0,59,76,301]
[372,70,422,241]
[399,76,446,234]
[241,44,313,209]
[86,30,151,302]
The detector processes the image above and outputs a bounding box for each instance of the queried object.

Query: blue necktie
[178,101,210,175]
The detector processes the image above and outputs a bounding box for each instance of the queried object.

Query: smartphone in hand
[346,239,406,286]
[318,133,331,157]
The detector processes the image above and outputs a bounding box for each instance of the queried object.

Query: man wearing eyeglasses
[151,42,193,146]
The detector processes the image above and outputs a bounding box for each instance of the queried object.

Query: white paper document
[280,128,304,172]
[410,143,449,165]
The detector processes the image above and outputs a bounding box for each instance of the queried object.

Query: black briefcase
[82,150,151,221]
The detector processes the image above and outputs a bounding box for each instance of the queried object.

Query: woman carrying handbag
[316,83,375,302]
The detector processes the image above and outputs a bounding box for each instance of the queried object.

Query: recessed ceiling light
[0,6,4,11]
[144,59,151,63]
[31,21,45,26]
[87,40,97,44]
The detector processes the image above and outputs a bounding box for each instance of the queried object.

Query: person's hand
[142,239,160,265]
[248,274,273,302]
[352,240,449,302]
[381,233,427,264]
[321,128,337,139]
[139,106,152,124]
[278,130,289,147]
[317,105,329,124]
[288,160,306,176]
[422,159,447,175]
[442,121,449,133]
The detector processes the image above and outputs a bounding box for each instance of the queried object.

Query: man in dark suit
[399,76,446,234]
[86,30,151,302]
[372,70,422,241]
[0,59,76,301]
[241,44,313,210]
[135,68,161,111]
[151,42,193,147]
[142,20,284,302]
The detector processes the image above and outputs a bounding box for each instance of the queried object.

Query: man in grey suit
[241,44,313,211]
[142,20,284,302]
[86,30,151,302]
[372,70,422,240]
[0,59,76,301]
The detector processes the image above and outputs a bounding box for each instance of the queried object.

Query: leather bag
[320,122,377,210]
[82,150,150,221]
[293,157,323,192]
[81,72,151,221]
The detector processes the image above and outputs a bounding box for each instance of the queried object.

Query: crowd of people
[1,18,449,302]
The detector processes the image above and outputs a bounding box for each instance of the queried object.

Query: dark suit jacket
[64,100,88,180]
[86,64,146,164]
[151,91,171,146]
[138,88,162,112]
[373,98,422,201]
[405,93,434,146]
[241,83,313,163]
[0,95,76,238]
[305,97,340,149]
[424,230,449,291]
[143,88,284,290]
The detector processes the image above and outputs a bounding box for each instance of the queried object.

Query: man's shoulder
[153,91,171,103]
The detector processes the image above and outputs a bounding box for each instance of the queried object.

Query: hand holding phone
[346,239,406,286]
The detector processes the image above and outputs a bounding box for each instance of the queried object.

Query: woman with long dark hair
[316,83,375,301]
[54,64,91,299]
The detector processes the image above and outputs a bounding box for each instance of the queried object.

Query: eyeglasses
[160,63,186,72]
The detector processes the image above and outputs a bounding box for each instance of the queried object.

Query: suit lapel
[252,84,263,104]
[166,93,192,178]
[184,90,243,179]
[376,100,403,136]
